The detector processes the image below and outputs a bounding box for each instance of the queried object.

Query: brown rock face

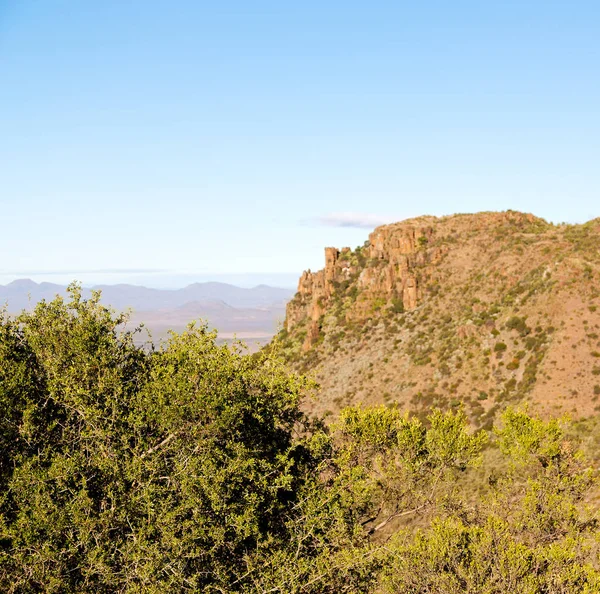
[285,220,447,348]
[286,247,342,350]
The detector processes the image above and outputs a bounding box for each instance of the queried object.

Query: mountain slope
[277,211,600,426]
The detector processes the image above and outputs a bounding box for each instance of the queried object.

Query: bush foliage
[1,287,600,592]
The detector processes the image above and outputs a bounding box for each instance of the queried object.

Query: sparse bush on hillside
[390,297,405,314]
[505,315,530,336]
[565,222,600,260]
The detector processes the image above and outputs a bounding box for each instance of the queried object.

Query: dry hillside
[276,211,600,427]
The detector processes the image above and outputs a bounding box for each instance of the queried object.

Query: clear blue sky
[1,1,599,288]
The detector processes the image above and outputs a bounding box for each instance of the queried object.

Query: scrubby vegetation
[279,213,600,425]
[2,287,600,592]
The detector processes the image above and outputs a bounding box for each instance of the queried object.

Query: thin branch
[140,433,177,459]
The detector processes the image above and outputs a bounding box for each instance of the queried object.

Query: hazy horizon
[3,209,600,289]
[0,272,300,290]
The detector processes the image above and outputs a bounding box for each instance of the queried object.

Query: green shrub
[390,298,405,314]
[505,315,530,336]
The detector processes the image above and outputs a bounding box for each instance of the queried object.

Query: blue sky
[1,1,599,288]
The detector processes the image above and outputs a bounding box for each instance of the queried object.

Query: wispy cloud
[313,212,396,229]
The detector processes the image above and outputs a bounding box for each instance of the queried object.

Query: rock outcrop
[286,220,447,349]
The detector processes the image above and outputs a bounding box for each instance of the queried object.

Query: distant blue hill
[0,280,294,348]
[0,279,293,312]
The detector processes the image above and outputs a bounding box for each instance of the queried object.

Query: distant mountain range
[1,280,294,348]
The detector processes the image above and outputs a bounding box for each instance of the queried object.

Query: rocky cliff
[278,211,600,426]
